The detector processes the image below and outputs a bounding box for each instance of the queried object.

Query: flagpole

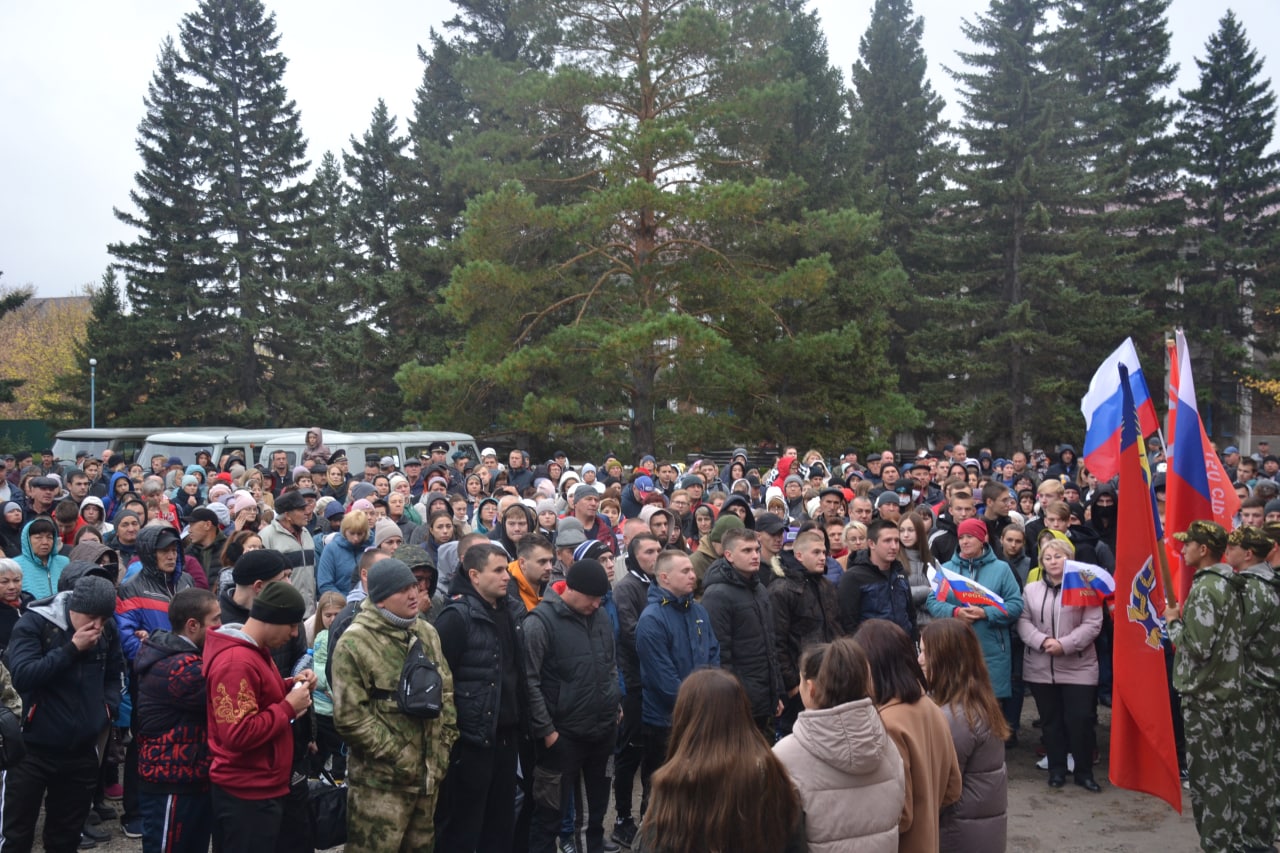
[1155,538,1177,608]
[1162,331,1176,458]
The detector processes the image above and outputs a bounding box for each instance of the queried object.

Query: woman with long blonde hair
[919,619,1009,852]
[637,669,804,853]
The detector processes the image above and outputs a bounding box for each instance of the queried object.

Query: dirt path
[87,704,1204,852]
[1005,705,1200,853]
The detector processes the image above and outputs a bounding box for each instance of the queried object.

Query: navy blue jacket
[636,582,719,728]
[837,552,916,639]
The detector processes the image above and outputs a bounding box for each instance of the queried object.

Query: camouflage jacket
[331,599,458,794]
[1169,563,1243,702]
[1240,562,1280,692]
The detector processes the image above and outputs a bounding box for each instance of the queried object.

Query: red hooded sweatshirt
[203,625,298,799]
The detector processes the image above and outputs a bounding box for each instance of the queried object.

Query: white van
[256,430,480,469]
[53,427,201,465]
[139,429,300,469]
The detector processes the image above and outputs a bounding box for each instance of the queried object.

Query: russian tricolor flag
[1060,560,1116,607]
[1081,338,1160,481]
[928,565,1008,615]
[1164,329,1240,602]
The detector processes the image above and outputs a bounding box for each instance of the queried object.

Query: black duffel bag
[308,771,347,850]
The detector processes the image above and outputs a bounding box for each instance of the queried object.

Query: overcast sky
[1,0,1275,298]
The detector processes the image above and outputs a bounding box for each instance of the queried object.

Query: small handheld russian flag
[1060,560,1116,607]
[929,565,1008,615]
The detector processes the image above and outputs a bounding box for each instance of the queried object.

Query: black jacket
[613,558,652,697]
[769,552,842,693]
[134,630,209,792]
[8,591,124,751]
[0,595,30,655]
[524,586,619,742]
[435,572,529,748]
[700,558,782,719]
[837,552,916,639]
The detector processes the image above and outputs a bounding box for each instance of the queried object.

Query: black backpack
[397,637,444,719]
[0,699,24,768]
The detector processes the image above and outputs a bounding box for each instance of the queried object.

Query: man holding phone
[204,581,314,853]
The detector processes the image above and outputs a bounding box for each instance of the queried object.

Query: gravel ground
[83,703,1202,852]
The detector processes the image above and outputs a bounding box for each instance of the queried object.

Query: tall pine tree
[850,0,949,257]
[1174,11,1280,438]
[1052,0,1176,357]
[108,38,221,422]
[342,101,421,425]
[399,0,907,456]
[177,0,310,422]
[908,0,1131,447]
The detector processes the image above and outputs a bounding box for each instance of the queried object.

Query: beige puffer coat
[774,697,907,853]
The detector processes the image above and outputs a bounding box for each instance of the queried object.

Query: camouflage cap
[1173,520,1227,553]
[1263,522,1280,547]
[1227,525,1271,555]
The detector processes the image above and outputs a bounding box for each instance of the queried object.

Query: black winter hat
[250,581,305,625]
[566,559,610,597]
[233,549,288,585]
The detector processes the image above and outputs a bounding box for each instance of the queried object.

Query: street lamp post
[89,358,97,429]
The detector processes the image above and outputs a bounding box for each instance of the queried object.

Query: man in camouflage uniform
[1166,521,1245,853]
[1224,525,1280,850]
[332,558,459,853]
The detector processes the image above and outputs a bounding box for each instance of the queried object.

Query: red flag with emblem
[1110,364,1183,812]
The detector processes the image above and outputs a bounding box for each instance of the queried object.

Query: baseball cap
[1227,525,1271,555]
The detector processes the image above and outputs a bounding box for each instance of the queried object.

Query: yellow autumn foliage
[0,292,91,420]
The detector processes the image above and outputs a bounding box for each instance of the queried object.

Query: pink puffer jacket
[1017,579,1102,686]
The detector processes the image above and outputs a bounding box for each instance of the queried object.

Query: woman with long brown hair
[897,512,938,629]
[637,669,805,853]
[855,619,961,853]
[919,619,1009,853]
[774,638,907,852]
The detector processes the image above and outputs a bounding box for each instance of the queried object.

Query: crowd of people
[0,434,1266,852]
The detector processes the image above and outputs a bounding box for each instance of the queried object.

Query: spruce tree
[1052,0,1177,356]
[397,0,565,384]
[109,38,222,423]
[728,0,919,448]
[341,101,421,426]
[290,152,366,425]
[177,0,310,422]
[850,0,949,255]
[1174,10,1280,438]
[908,0,1130,447]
